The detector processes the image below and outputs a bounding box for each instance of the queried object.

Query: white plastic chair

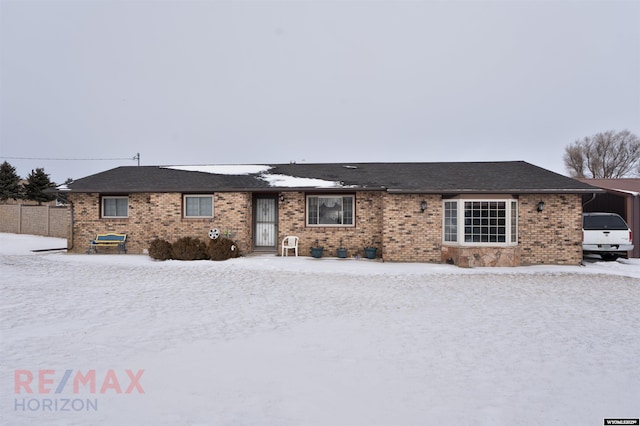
[281,236,299,257]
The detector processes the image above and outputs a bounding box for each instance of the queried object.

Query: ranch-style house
[59,161,600,267]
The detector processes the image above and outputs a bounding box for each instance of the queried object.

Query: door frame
[252,194,279,251]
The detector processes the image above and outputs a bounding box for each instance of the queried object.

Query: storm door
[254,196,278,250]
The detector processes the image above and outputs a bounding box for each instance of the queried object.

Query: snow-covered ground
[1,233,639,426]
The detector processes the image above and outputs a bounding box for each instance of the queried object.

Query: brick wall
[518,193,583,265]
[277,191,384,258]
[68,192,252,254]
[67,191,584,265]
[382,194,443,262]
[439,194,583,267]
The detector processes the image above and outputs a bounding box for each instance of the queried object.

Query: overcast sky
[1,0,639,184]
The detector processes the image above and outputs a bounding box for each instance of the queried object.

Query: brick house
[60,161,600,267]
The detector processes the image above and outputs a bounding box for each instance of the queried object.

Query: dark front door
[254,195,278,250]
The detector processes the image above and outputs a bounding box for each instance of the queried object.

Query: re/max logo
[14,369,145,394]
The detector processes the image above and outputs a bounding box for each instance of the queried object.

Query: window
[102,196,128,218]
[510,201,518,243]
[184,195,213,218]
[307,195,354,226]
[443,199,517,245]
[444,201,458,242]
[583,213,629,230]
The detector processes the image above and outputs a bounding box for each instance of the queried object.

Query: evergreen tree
[0,161,23,201]
[23,168,56,205]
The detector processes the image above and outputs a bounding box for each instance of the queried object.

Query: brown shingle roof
[577,178,640,195]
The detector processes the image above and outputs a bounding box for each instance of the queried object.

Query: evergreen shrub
[148,238,173,261]
[171,237,209,260]
[207,237,240,261]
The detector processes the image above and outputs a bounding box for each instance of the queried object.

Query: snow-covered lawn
[1,233,639,425]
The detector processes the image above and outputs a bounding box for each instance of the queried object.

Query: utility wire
[2,156,134,161]
[2,153,141,165]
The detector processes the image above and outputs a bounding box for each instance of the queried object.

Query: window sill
[306,225,355,228]
[443,242,518,248]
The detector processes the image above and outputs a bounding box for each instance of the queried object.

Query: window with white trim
[184,195,213,218]
[307,195,354,226]
[443,199,518,245]
[444,201,458,242]
[102,196,128,218]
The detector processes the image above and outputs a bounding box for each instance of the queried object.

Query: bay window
[444,199,518,245]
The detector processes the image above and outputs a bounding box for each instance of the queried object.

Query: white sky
[1,0,639,184]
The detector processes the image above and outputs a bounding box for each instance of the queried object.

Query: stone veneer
[68,191,584,266]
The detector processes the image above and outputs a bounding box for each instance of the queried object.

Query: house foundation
[441,246,520,267]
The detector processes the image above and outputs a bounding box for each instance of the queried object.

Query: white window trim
[306,194,355,227]
[102,196,129,218]
[443,198,518,246]
[183,194,214,218]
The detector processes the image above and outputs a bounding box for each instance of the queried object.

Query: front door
[254,196,278,250]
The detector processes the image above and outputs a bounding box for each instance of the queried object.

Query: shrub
[207,237,240,261]
[171,237,208,261]
[148,238,173,261]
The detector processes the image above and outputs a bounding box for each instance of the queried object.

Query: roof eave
[62,185,377,194]
[386,188,605,194]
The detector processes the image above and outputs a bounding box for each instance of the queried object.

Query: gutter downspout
[68,201,74,250]
[632,195,639,258]
[582,193,597,208]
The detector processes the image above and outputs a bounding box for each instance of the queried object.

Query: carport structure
[580,179,640,258]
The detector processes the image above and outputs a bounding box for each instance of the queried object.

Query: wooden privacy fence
[0,204,69,239]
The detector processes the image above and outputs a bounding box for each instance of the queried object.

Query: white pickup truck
[582,212,634,260]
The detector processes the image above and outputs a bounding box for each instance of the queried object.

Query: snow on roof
[164,164,345,188]
[164,165,272,175]
[577,179,640,196]
[259,173,344,188]
[611,188,640,197]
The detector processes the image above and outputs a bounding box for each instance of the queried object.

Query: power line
[2,155,134,161]
[2,153,141,165]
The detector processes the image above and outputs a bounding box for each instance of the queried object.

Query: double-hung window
[444,199,517,245]
[307,195,354,226]
[184,195,213,218]
[102,196,129,218]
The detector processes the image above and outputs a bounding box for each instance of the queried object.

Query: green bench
[87,233,128,254]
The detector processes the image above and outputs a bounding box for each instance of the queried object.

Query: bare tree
[564,130,640,178]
